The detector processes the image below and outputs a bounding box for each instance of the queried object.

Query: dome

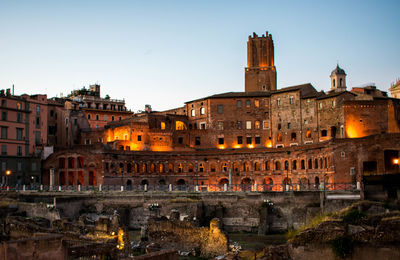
[330,64,346,76]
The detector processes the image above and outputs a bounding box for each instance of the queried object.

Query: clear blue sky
[1,0,399,112]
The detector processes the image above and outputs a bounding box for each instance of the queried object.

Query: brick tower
[245,32,277,92]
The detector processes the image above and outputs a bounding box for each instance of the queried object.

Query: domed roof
[330,64,346,76]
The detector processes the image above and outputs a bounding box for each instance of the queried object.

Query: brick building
[0,89,47,186]
[42,31,400,189]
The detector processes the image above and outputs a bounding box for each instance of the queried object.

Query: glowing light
[247,144,254,148]
[233,145,242,149]
[218,145,225,150]
[117,229,124,250]
[394,159,399,165]
[266,140,272,148]
[5,170,11,176]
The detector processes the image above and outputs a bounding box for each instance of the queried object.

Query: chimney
[6,89,11,96]
[0,90,4,96]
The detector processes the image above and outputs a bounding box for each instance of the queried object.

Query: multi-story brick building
[42,31,400,190]
[0,89,48,186]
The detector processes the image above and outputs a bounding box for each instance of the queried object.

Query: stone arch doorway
[241,177,252,191]
[141,179,149,186]
[126,179,132,190]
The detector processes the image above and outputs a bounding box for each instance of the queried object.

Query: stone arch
[142,163,147,173]
[159,163,164,173]
[178,163,183,173]
[308,159,312,169]
[127,163,132,173]
[158,179,166,185]
[218,178,229,186]
[141,179,149,186]
[292,160,297,170]
[254,161,260,171]
[221,162,228,172]
[233,162,239,172]
[243,161,251,172]
[264,177,273,191]
[177,179,186,185]
[284,160,289,170]
[150,163,156,173]
[168,162,174,172]
[188,163,194,172]
[265,161,271,170]
[275,161,281,170]
[241,177,253,191]
[134,162,139,173]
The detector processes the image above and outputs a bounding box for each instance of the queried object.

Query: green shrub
[342,209,366,224]
[330,236,354,259]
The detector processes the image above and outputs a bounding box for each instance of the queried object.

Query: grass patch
[286,213,330,241]
[342,209,366,224]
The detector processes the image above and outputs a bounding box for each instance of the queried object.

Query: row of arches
[104,156,331,175]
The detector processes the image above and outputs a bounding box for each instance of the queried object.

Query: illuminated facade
[42,31,400,189]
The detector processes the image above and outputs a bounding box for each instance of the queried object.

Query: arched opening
[142,163,147,173]
[340,78,343,87]
[222,162,228,172]
[275,161,281,170]
[134,163,139,173]
[233,162,239,172]
[291,132,296,141]
[127,163,132,173]
[331,126,337,138]
[210,163,216,172]
[59,171,66,186]
[254,161,260,171]
[320,158,323,169]
[159,164,164,173]
[315,177,320,189]
[150,163,156,173]
[199,163,204,172]
[177,179,186,189]
[126,179,132,190]
[292,160,297,170]
[68,172,75,186]
[158,179,166,185]
[284,160,289,170]
[264,177,273,191]
[301,160,305,169]
[321,129,327,137]
[218,178,229,188]
[277,133,283,142]
[188,163,194,172]
[119,163,124,173]
[168,163,174,173]
[241,178,252,191]
[265,161,270,170]
[89,171,95,186]
[300,178,309,190]
[244,162,250,172]
[178,163,183,173]
[306,130,312,138]
[141,179,149,186]
[308,159,312,169]
[314,159,318,169]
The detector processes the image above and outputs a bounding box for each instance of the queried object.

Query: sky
[0,0,399,112]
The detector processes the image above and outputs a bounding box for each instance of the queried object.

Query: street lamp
[5,170,11,187]
[394,158,399,173]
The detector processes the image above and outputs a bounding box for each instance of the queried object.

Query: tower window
[340,78,343,87]
[333,79,336,87]
[217,104,223,114]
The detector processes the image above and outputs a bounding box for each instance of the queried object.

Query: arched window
[188,163,194,172]
[301,160,305,169]
[292,160,297,170]
[159,164,164,173]
[333,79,336,87]
[199,163,204,172]
[254,161,260,171]
[222,162,228,172]
[210,163,216,172]
[321,130,327,137]
[265,161,270,170]
[275,161,281,170]
[150,163,155,173]
[314,159,318,169]
[284,160,289,170]
[244,162,250,172]
[127,163,132,173]
[320,158,323,169]
[308,159,312,169]
[340,78,343,87]
[277,133,283,142]
[233,162,239,172]
[134,163,139,173]
[142,163,147,173]
[291,132,296,141]
[178,163,183,173]
[168,163,174,173]
[306,130,311,138]
[218,178,229,186]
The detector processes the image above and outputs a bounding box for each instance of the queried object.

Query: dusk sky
[1,0,399,112]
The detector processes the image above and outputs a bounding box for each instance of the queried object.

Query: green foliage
[286,213,330,241]
[330,236,354,259]
[342,209,366,224]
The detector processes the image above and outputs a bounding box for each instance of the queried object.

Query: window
[255,121,260,129]
[195,137,201,145]
[290,96,294,104]
[237,136,243,144]
[178,137,183,144]
[17,146,22,156]
[237,100,242,108]
[119,116,122,121]
[191,109,195,117]
[277,123,281,130]
[16,128,23,140]
[200,123,206,129]
[332,100,336,108]
[1,145,6,155]
[200,107,205,115]
[255,136,261,144]
[277,98,281,107]
[137,135,142,141]
[36,117,40,128]
[50,110,54,117]
[217,104,223,114]
[96,114,99,120]
[318,102,323,109]
[245,100,250,107]
[304,119,308,125]
[104,115,107,121]
[333,79,336,87]
[340,78,343,87]
[218,137,224,145]
[161,122,166,130]
[291,132,296,141]
[35,131,41,145]
[246,136,252,144]
[74,118,77,125]
[246,121,252,129]
[1,161,6,171]
[301,160,305,169]
[1,127,7,139]
[36,105,40,115]
[217,121,224,130]
[277,133,283,142]
[254,100,260,107]
[17,113,22,123]
[287,122,291,129]
[236,121,242,129]
[88,114,91,120]
[17,162,22,171]
[321,130,327,137]
[111,115,115,121]
[1,100,6,107]
[32,162,37,171]
[1,111,7,121]
[263,120,269,129]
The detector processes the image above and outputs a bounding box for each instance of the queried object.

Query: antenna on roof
[12,84,14,95]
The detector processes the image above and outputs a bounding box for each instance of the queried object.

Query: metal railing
[0,183,359,193]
